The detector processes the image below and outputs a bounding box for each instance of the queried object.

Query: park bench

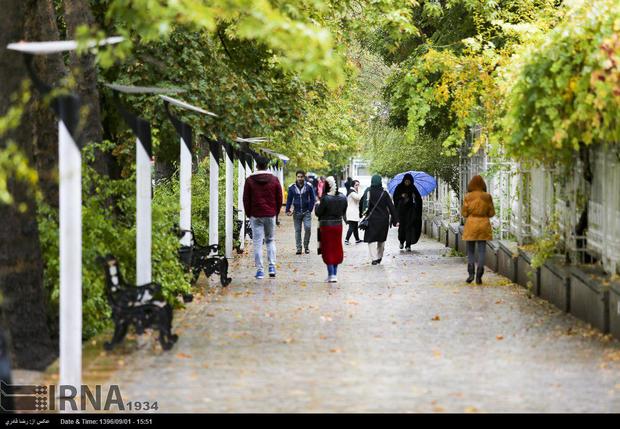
[176,228,232,287]
[100,255,178,351]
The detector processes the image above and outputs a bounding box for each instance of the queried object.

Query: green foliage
[0,82,40,209]
[529,216,562,269]
[503,0,620,164]
[363,0,566,192]
[93,24,360,176]
[0,143,40,210]
[90,0,348,87]
[446,247,465,257]
[364,122,460,191]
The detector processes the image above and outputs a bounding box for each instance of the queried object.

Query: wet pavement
[77,216,620,412]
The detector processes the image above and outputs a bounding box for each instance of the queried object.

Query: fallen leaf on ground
[604,351,620,362]
[496,335,504,340]
[464,406,479,413]
[432,315,441,321]
[176,353,192,359]
[330,348,342,353]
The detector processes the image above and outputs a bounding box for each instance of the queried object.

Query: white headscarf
[326,176,337,196]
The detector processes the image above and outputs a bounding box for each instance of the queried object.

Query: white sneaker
[329,276,338,283]
[325,276,332,283]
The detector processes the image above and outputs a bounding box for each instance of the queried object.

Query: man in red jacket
[243,156,283,279]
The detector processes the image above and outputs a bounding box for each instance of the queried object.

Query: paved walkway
[83,215,620,412]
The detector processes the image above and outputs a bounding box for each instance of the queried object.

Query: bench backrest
[101,254,127,302]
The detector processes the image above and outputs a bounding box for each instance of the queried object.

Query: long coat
[461,176,495,241]
[315,193,347,265]
[393,181,422,246]
[363,187,398,243]
[346,190,361,222]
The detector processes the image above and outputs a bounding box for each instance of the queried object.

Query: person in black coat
[362,175,399,265]
[393,173,423,251]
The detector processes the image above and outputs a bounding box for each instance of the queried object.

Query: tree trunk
[0,0,57,370]
[25,0,68,209]
[63,0,110,176]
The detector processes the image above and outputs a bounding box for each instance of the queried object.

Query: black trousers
[346,221,359,241]
[466,241,487,267]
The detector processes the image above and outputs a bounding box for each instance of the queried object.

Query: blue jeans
[250,216,276,271]
[327,264,338,276]
[293,211,312,251]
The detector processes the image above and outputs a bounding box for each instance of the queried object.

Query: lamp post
[7,37,122,392]
[260,148,289,191]
[236,148,246,251]
[206,139,221,248]
[105,84,184,286]
[160,95,217,247]
[222,141,235,258]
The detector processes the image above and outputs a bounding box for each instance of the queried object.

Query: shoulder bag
[358,191,385,231]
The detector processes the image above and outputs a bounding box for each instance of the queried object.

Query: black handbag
[358,191,385,231]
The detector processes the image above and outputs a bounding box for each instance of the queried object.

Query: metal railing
[422,137,620,275]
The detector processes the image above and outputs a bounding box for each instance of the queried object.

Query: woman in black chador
[393,173,423,251]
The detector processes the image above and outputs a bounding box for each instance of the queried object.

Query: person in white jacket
[345,180,362,244]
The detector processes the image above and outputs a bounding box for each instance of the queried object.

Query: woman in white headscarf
[314,176,348,282]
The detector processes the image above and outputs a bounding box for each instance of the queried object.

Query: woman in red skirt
[314,176,348,283]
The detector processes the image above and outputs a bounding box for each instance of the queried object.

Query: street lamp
[160,95,217,248]
[104,83,184,287]
[6,36,122,392]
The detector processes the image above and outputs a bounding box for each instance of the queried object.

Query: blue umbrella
[387,171,437,197]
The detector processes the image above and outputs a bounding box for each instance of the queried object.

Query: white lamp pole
[135,134,152,285]
[208,140,220,247]
[160,96,217,247]
[224,143,234,258]
[105,84,185,285]
[58,115,82,391]
[278,163,284,191]
[237,156,246,251]
[8,37,122,393]
[179,134,192,246]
